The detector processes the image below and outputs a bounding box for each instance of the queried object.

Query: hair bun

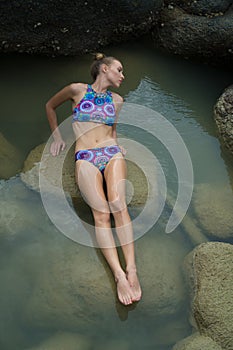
[94,52,106,61]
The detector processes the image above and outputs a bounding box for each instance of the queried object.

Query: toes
[116,276,134,306]
[120,292,133,306]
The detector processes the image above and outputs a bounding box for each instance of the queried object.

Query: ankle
[126,265,137,274]
[114,270,126,282]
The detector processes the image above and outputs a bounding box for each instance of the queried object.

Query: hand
[50,139,66,156]
[119,145,127,156]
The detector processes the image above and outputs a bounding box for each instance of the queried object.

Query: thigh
[75,160,109,213]
[104,154,127,207]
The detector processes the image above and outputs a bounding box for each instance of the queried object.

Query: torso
[72,83,118,151]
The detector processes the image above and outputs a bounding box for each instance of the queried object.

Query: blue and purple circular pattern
[76,150,94,161]
[80,101,95,113]
[94,155,109,166]
[104,104,115,117]
[94,97,105,106]
[104,145,121,156]
[72,85,116,126]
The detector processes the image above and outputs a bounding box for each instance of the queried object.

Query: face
[104,60,124,88]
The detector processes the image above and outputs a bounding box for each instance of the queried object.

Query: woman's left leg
[104,154,142,301]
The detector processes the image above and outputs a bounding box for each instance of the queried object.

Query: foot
[115,272,134,306]
[126,267,142,302]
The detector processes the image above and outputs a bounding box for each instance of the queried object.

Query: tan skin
[46,59,141,305]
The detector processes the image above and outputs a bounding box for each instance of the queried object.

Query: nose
[121,72,125,80]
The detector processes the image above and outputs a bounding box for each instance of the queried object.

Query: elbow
[45,101,55,118]
[45,100,52,112]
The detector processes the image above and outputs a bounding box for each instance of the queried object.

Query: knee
[93,211,111,226]
[109,195,127,214]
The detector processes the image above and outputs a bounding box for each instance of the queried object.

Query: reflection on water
[0,39,233,349]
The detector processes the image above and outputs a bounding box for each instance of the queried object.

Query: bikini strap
[88,84,112,97]
[87,84,93,92]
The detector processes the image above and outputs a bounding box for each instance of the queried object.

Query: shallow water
[0,38,233,350]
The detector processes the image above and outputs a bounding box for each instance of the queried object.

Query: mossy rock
[172,333,222,350]
[183,242,233,350]
[193,183,233,239]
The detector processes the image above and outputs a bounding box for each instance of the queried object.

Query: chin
[115,82,121,88]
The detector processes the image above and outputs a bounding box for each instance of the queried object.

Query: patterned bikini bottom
[75,145,121,174]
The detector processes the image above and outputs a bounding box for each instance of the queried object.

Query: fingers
[50,141,66,156]
[119,145,126,156]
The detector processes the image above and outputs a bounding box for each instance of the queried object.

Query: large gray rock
[0,0,163,56]
[0,176,189,344]
[152,4,233,68]
[183,242,233,350]
[22,231,188,331]
[214,85,233,155]
[172,333,222,350]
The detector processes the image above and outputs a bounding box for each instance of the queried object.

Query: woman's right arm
[45,83,77,156]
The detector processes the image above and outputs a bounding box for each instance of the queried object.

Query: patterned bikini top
[72,84,116,126]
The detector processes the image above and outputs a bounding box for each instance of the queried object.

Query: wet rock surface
[0,0,162,56]
[172,332,222,350]
[1,1,232,68]
[165,0,232,16]
[183,242,233,350]
[26,332,91,350]
[22,231,188,330]
[152,2,233,68]
[193,183,233,239]
[214,85,233,155]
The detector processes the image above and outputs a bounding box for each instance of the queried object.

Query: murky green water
[1,38,233,350]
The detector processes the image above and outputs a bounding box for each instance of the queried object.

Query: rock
[0,242,36,350]
[0,177,46,238]
[22,230,188,331]
[20,142,148,207]
[193,183,233,239]
[0,0,163,56]
[214,85,233,155]
[0,180,188,340]
[172,332,222,350]
[0,132,22,179]
[23,240,115,331]
[136,232,188,315]
[152,4,233,68]
[166,192,208,246]
[25,331,91,350]
[95,339,130,350]
[183,242,233,350]
[165,0,232,16]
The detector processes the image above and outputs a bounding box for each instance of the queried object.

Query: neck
[92,77,110,93]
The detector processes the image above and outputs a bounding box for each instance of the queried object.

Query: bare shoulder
[69,82,87,95]
[112,92,124,102]
[111,91,124,104]
[112,92,124,116]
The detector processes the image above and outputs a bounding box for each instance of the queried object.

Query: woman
[46,53,141,305]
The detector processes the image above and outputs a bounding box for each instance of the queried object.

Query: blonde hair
[90,52,117,81]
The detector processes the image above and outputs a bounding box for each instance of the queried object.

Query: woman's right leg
[76,160,134,305]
